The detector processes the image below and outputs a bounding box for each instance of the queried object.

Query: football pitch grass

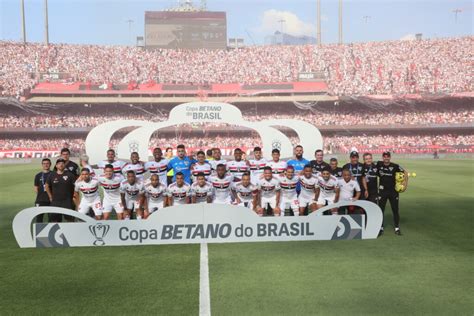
[0,159,472,315]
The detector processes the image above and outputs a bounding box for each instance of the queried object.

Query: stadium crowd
[2,134,473,154]
[1,108,472,128]
[1,36,472,98]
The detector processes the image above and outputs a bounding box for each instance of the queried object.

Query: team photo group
[35,143,408,236]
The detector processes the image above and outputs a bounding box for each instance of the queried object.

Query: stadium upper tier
[1,134,472,157]
[1,108,472,129]
[1,36,472,98]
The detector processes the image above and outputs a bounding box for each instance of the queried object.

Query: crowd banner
[13,201,382,248]
[85,102,324,163]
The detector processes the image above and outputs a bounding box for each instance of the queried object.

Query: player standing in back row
[267,149,287,175]
[248,147,267,185]
[145,147,169,185]
[209,164,234,204]
[227,148,249,182]
[377,152,408,236]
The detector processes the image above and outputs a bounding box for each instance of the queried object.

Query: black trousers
[50,200,74,222]
[34,201,51,223]
[379,191,400,228]
[367,193,379,204]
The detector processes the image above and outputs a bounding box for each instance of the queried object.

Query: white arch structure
[85,102,323,163]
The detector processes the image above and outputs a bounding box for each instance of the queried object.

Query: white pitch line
[199,242,211,316]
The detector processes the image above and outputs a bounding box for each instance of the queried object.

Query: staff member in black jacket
[45,158,76,222]
[377,152,408,236]
[343,151,365,199]
[33,158,52,223]
[55,148,80,177]
[362,153,379,203]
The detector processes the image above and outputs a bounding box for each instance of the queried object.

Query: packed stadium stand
[1,36,473,99]
[1,37,472,158]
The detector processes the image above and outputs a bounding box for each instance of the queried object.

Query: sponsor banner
[85,102,324,163]
[0,150,59,159]
[298,72,325,81]
[13,201,383,248]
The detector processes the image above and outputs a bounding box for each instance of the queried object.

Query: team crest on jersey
[63,175,68,180]
[389,167,394,171]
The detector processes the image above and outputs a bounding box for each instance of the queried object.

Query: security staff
[377,152,408,236]
[33,158,52,222]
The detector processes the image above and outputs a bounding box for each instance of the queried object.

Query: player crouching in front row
[256,167,281,216]
[314,168,340,215]
[120,170,145,220]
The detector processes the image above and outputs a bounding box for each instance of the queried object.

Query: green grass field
[1,159,473,315]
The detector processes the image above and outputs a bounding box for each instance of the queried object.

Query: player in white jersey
[190,173,213,204]
[122,152,146,181]
[209,148,227,172]
[337,169,361,214]
[96,149,127,176]
[266,149,287,175]
[248,146,267,185]
[144,147,170,186]
[167,172,192,206]
[191,151,212,182]
[227,148,250,182]
[73,168,102,219]
[298,164,319,215]
[143,174,168,218]
[99,164,124,220]
[315,168,340,215]
[120,170,145,220]
[209,164,234,204]
[256,167,281,216]
[278,166,300,216]
[232,173,258,210]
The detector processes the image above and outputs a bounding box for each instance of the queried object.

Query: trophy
[89,223,110,246]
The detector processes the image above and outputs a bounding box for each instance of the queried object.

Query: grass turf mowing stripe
[199,242,211,316]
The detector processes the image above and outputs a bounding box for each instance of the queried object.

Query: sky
[0,0,472,46]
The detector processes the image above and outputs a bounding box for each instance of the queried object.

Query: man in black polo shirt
[329,158,343,179]
[343,151,365,200]
[361,153,379,204]
[55,148,80,177]
[45,158,76,222]
[310,149,329,176]
[377,152,408,236]
[33,158,52,223]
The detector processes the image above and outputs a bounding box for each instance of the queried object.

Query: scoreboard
[145,11,227,49]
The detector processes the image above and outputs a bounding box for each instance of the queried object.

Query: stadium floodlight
[278,19,286,33]
[452,9,462,23]
[126,19,134,45]
[20,0,26,43]
[338,0,343,44]
[44,0,49,45]
[317,0,321,46]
